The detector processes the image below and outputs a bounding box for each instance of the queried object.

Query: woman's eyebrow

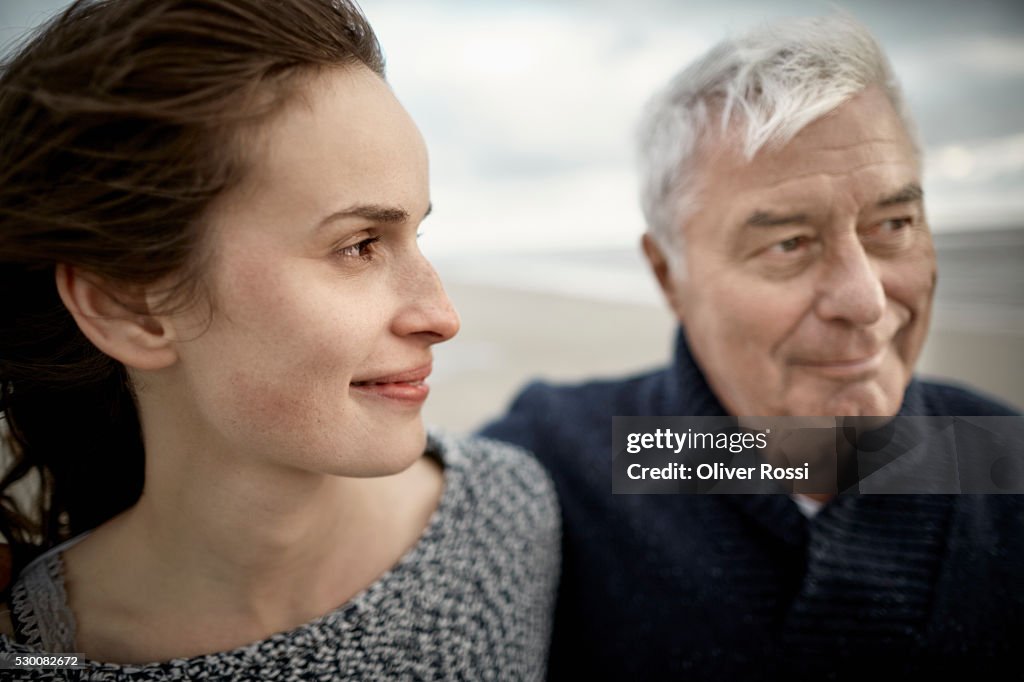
[316,202,433,230]
[317,204,411,229]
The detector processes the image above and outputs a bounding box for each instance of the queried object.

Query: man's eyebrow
[317,202,432,229]
[745,210,809,227]
[877,183,923,208]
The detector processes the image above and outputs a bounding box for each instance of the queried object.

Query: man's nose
[813,238,886,326]
[391,253,461,343]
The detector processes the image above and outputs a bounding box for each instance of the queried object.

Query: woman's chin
[326,422,429,478]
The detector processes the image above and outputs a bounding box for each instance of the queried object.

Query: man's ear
[641,232,687,322]
[55,264,178,370]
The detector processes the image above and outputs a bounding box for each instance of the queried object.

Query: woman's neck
[60,429,443,664]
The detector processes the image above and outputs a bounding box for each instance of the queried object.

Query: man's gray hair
[637,14,916,256]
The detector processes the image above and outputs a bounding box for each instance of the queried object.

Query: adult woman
[0,0,559,678]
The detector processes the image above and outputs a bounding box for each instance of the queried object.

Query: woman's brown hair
[0,0,385,582]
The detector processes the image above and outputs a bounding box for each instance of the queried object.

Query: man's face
[648,86,936,417]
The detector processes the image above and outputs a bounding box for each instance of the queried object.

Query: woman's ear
[55,264,179,370]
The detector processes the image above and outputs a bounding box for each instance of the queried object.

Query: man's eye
[774,236,807,253]
[879,217,913,233]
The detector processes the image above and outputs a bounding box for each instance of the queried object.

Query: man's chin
[802,383,902,418]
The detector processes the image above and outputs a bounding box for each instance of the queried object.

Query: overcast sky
[3,0,1023,257]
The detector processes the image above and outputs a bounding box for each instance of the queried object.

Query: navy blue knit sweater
[480,330,1023,680]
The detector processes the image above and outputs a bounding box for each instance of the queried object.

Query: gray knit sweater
[0,432,560,681]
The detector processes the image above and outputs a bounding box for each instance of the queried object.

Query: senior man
[480,15,1022,680]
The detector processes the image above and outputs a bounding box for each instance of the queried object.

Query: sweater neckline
[661,327,944,546]
[10,431,461,671]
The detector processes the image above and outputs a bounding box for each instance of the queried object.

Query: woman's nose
[391,254,461,343]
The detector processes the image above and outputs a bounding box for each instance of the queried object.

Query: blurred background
[3,0,1022,433]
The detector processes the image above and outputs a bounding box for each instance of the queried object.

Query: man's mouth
[794,349,886,378]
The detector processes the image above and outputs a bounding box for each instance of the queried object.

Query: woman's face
[164,66,459,476]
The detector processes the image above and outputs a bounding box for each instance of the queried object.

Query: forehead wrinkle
[729,167,916,234]
[745,161,919,199]
[806,137,914,152]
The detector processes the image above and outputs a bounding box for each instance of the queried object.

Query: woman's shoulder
[406,431,558,677]
[426,430,560,545]
[430,430,558,504]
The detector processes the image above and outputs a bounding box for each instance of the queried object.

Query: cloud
[954,36,1024,76]
[370,4,718,255]
[927,133,1024,183]
[924,133,1024,230]
[374,3,710,176]
[6,0,1020,255]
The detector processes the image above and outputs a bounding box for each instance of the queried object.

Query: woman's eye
[336,236,381,260]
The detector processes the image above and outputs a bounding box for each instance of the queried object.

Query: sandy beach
[425,281,1024,435]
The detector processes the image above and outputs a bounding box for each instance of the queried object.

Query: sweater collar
[658,326,930,548]
[658,329,806,547]
[652,327,729,417]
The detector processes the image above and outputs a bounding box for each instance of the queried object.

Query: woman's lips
[350,363,431,404]
[794,349,886,379]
